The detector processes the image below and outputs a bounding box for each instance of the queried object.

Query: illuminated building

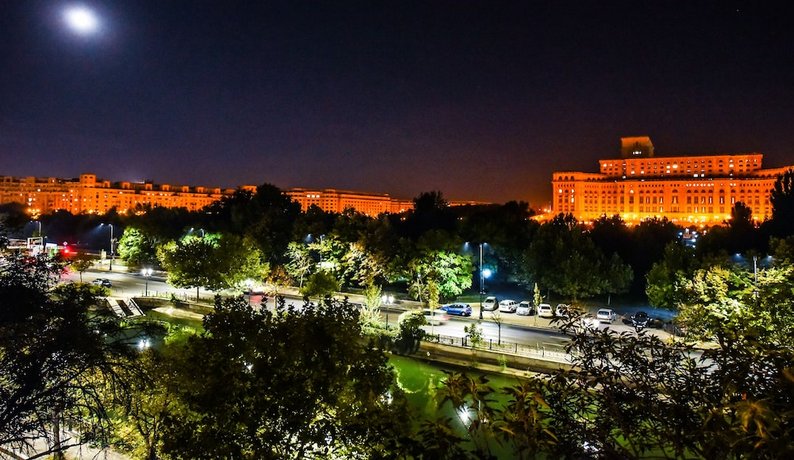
[287,188,413,216]
[0,173,237,215]
[0,173,416,217]
[552,137,794,225]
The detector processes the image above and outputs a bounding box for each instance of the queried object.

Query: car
[92,278,112,288]
[481,296,498,311]
[555,303,571,317]
[420,309,450,325]
[440,303,472,317]
[631,311,650,330]
[537,303,553,318]
[398,309,450,326]
[581,314,600,329]
[498,299,519,313]
[516,301,534,316]
[596,308,617,323]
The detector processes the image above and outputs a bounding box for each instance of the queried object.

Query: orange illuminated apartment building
[0,173,238,215]
[0,173,415,217]
[552,137,794,224]
[287,188,413,217]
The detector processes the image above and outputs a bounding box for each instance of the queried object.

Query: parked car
[631,311,650,331]
[398,309,450,326]
[498,299,519,313]
[481,296,498,311]
[596,308,617,323]
[92,278,112,288]
[537,303,553,318]
[516,301,534,316]
[440,303,472,317]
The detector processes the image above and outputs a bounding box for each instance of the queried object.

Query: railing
[422,333,572,364]
[127,297,144,316]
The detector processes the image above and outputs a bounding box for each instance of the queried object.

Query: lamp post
[478,243,491,320]
[141,267,153,296]
[102,223,115,271]
[108,224,115,271]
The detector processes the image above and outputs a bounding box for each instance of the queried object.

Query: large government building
[552,137,793,225]
[0,173,414,217]
[286,188,413,216]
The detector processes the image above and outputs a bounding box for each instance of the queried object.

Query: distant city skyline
[2,2,792,206]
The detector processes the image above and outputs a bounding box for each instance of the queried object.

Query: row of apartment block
[0,173,414,217]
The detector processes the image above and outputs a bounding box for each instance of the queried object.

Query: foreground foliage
[140,297,413,459]
[0,255,134,458]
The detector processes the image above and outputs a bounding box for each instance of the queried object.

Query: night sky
[1,1,792,206]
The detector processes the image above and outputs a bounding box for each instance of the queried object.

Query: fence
[423,333,572,364]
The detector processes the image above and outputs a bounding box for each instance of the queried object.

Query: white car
[537,303,553,318]
[398,309,449,326]
[498,299,519,313]
[481,296,498,311]
[555,304,570,317]
[596,308,617,323]
[516,301,533,316]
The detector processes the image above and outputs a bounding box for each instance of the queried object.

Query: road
[66,269,671,350]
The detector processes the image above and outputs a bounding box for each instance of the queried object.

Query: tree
[491,311,503,345]
[394,310,426,355]
[285,241,313,288]
[359,284,383,328]
[463,323,483,348]
[69,251,94,282]
[524,220,628,301]
[645,241,699,309]
[0,255,133,458]
[408,250,473,301]
[158,233,267,300]
[603,252,634,305]
[158,296,412,459]
[263,265,291,297]
[117,227,160,268]
[111,349,180,460]
[300,271,340,298]
[342,241,389,287]
[769,168,794,236]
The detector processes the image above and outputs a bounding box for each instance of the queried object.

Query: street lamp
[101,223,115,271]
[478,242,491,320]
[141,267,153,296]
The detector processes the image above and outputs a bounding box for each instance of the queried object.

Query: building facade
[552,137,793,225]
[0,173,237,215]
[0,173,415,217]
[286,188,413,216]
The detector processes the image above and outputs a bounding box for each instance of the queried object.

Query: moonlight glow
[63,6,100,35]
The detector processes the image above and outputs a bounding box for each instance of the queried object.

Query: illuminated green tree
[69,251,94,282]
[408,251,473,301]
[158,233,267,300]
[158,296,412,459]
[117,226,160,268]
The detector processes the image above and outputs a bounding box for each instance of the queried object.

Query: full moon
[63,6,100,35]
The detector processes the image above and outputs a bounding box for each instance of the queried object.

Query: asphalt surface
[65,267,672,349]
